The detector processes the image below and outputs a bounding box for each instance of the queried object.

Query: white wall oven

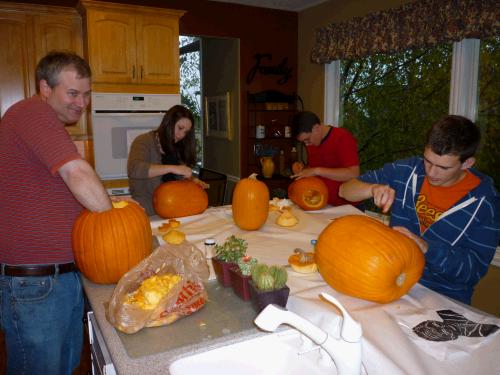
[91,93,180,181]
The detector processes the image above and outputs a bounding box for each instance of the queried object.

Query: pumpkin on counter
[288,176,328,211]
[315,215,425,303]
[232,173,269,230]
[153,180,208,218]
[72,201,152,284]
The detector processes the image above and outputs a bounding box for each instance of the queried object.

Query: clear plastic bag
[107,241,209,334]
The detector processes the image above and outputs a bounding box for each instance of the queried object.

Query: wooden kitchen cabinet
[0,9,32,118]
[79,0,184,94]
[32,14,84,72]
[0,2,87,135]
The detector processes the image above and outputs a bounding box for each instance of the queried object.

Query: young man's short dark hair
[291,111,321,138]
[426,115,481,162]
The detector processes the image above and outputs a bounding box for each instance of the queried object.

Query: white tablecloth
[151,204,500,375]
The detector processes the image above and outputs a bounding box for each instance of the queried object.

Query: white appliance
[91,93,181,180]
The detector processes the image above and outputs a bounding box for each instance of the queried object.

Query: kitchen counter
[83,204,500,375]
[83,278,267,374]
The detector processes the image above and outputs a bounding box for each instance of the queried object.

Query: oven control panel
[92,93,181,112]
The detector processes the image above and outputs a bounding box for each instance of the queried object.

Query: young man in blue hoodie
[339,115,499,304]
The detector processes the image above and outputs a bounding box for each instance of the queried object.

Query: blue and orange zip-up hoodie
[359,156,499,304]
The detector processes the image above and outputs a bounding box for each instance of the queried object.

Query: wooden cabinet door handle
[141,65,144,80]
[132,65,136,79]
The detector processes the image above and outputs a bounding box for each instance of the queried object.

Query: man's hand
[291,166,316,179]
[393,226,428,254]
[371,184,396,213]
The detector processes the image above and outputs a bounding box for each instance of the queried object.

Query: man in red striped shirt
[0,51,112,374]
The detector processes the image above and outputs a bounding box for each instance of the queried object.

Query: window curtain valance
[311,0,499,64]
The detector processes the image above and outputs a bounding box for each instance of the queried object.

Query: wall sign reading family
[205,92,232,140]
[246,53,292,85]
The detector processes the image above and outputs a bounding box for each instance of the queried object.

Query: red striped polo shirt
[0,97,83,264]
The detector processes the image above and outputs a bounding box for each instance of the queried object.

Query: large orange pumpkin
[72,201,153,284]
[288,176,328,210]
[153,180,208,218]
[232,173,270,230]
[315,215,425,303]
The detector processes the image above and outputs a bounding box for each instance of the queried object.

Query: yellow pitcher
[260,156,275,178]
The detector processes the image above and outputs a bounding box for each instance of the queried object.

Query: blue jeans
[0,271,84,375]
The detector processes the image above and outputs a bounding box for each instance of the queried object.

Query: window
[179,35,202,164]
[339,44,452,172]
[476,36,499,187]
[326,38,499,186]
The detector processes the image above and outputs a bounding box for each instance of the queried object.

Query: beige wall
[472,264,500,317]
[297,0,412,119]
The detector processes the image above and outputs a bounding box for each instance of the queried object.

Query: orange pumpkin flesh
[288,252,317,273]
[153,180,208,218]
[291,162,303,175]
[315,215,425,303]
[288,177,328,211]
[72,201,153,284]
[232,174,270,230]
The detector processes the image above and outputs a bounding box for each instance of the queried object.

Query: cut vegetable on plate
[288,248,317,274]
[163,229,186,245]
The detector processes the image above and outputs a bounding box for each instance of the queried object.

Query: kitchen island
[83,204,500,375]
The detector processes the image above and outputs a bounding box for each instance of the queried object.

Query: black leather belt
[0,262,77,277]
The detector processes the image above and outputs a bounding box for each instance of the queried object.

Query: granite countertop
[83,278,269,375]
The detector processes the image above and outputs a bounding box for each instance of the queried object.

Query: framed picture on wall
[205,92,232,140]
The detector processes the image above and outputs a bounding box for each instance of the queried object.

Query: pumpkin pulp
[303,189,324,207]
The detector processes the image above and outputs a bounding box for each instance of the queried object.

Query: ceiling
[208,0,329,12]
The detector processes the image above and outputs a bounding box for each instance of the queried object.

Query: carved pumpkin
[288,176,328,211]
[315,215,425,303]
[72,201,152,284]
[232,173,270,230]
[153,180,208,218]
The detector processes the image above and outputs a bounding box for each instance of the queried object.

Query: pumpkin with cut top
[72,201,152,284]
[288,176,328,211]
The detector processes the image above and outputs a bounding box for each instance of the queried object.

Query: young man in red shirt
[291,111,360,206]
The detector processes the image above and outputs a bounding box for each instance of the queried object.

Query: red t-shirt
[307,127,360,206]
[0,97,83,264]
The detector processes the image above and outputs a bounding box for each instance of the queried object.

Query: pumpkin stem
[294,248,313,263]
[396,273,406,287]
[248,173,259,180]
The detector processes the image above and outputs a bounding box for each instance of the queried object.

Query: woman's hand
[393,226,428,254]
[171,165,193,178]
